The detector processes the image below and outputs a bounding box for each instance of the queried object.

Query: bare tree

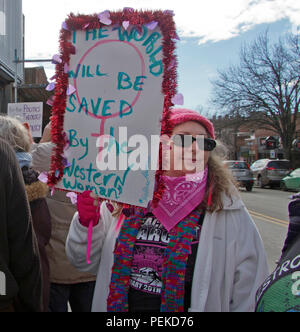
[211,111,248,160]
[211,32,300,160]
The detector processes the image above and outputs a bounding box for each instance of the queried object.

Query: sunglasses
[171,134,216,151]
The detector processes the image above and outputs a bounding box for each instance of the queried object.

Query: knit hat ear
[168,108,215,139]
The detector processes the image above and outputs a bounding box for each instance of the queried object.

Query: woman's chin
[181,161,205,174]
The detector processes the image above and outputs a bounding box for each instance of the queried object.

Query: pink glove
[77,191,100,227]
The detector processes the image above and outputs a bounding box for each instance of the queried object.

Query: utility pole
[14,49,18,103]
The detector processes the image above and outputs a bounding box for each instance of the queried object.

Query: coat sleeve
[31,142,55,173]
[65,202,113,276]
[230,206,270,312]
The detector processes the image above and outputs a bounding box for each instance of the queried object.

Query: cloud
[23,0,300,58]
[174,0,300,44]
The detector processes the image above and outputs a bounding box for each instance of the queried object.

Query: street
[239,187,292,272]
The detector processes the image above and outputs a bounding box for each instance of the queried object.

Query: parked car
[250,159,291,188]
[224,160,255,191]
[280,168,300,191]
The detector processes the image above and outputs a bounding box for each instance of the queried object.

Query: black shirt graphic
[128,212,204,312]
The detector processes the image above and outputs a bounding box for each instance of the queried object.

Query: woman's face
[164,121,211,177]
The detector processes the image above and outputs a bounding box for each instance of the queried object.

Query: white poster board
[7,102,43,137]
[56,25,165,207]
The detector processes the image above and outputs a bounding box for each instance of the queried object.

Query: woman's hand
[77,191,100,227]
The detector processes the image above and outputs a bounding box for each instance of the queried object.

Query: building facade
[0,0,24,113]
[213,115,300,168]
[236,117,300,166]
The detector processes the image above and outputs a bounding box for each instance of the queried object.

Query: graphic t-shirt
[255,233,300,312]
[128,212,204,312]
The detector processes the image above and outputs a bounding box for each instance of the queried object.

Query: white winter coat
[66,191,269,312]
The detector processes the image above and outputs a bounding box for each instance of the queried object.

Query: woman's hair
[0,115,31,152]
[200,144,238,213]
[111,202,124,218]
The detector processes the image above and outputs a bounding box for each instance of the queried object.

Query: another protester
[256,193,300,312]
[0,115,51,311]
[0,138,42,312]
[31,123,96,312]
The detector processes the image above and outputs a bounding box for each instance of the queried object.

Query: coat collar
[25,181,49,203]
[222,186,245,211]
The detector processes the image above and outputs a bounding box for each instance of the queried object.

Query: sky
[22,0,300,112]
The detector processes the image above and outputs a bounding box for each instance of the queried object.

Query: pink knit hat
[168,108,215,139]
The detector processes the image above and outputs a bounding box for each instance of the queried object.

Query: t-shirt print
[130,213,202,296]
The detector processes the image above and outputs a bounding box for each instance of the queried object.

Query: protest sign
[49,10,178,208]
[8,102,43,137]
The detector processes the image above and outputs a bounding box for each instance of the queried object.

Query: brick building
[213,115,300,168]
[1,66,52,131]
[18,66,52,128]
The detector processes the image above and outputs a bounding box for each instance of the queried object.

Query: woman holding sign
[66,108,269,312]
